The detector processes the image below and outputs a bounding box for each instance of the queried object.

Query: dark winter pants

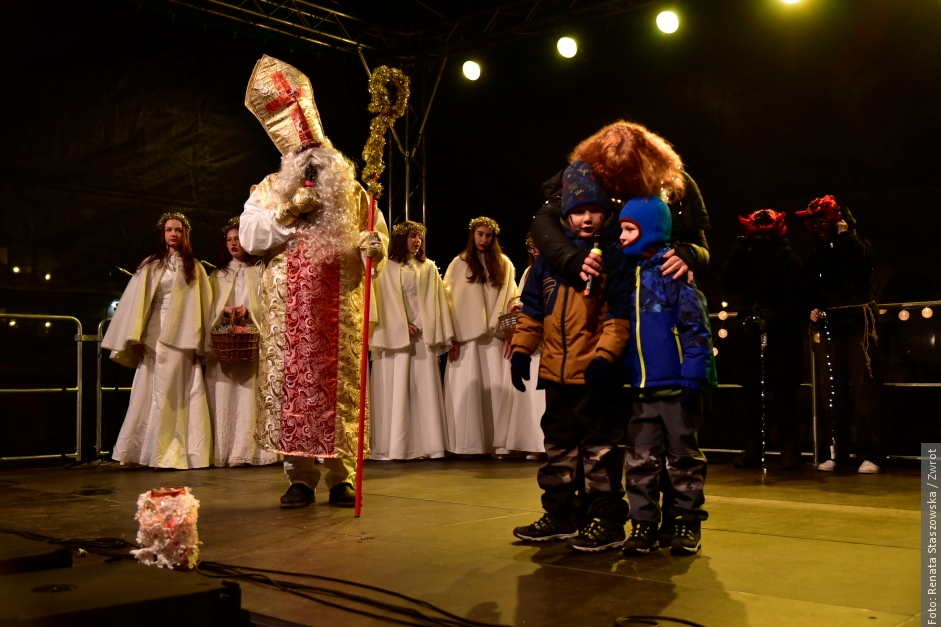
[537,381,629,527]
[625,393,708,524]
[816,328,886,465]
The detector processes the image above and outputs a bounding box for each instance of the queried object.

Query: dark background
[1,0,939,456]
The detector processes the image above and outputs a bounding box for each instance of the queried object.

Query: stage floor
[0,456,921,627]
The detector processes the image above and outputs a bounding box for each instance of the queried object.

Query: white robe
[493,266,546,453]
[442,254,517,454]
[368,257,454,460]
[205,260,278,467]
[102,254,213,469]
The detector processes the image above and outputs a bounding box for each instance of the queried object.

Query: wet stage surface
[0,456,921,626]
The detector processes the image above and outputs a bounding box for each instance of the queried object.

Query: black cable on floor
[614,616,707,627]
[0,528,505,627]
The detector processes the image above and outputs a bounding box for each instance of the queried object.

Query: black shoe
[328,482,356,507]
[513,513,578,542]
[565,518,626,553]
[670,520,702,555]
[280,483,314,509]
[622,521,660,556]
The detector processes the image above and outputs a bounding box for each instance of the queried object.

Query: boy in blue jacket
[618,196,715,556]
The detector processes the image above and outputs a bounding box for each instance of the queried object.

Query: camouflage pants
[625,393,708,524]
[537,382,629,526]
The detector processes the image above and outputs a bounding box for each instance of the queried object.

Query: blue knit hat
[619,196,672,258]
[561,161,612,218]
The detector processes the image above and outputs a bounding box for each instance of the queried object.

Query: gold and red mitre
[245,55,329,155]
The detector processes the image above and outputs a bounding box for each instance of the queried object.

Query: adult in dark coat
[799,195,885,473]
[719,209,804,469]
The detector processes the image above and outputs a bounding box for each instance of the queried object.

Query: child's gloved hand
[584,357,614,388]
[510,352,531,392]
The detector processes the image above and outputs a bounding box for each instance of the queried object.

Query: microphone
[583,233,603,297]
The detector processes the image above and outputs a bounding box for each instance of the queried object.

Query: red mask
[738,209,787,238]
[795,195,842,230]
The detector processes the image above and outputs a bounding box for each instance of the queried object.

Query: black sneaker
[280,483,314,509]
[565,518,626,553]
[622,521,660,556]
[513,513,578,542]
[670,521,702,555]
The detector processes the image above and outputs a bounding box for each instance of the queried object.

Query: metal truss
[153,0,654,63]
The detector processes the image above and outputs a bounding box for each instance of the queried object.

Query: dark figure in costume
[529,120,711,544]
[719,209,804,470]
[799,195,885,474]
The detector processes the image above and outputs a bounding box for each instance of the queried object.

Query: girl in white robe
[442,217,518,455]
[369,221,454,460]
[494,235,546,457]
[102,212,213,469]
[205,218,278,467]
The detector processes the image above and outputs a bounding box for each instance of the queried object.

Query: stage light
[878,309,887,315]
[718,310,729,320]
[717,328,728,339]
[899,309,910,321]
[44,273,51,281]
[8,320,15,327]
[713,347,719,356]
[721,301,728,308]
[657,11,679,34]
[462,61,481,81]
[923,307,934,319]
[782,0,800,4]
[813,332,821,344]
[45,322,51,328]
[557,37,577,58]
[12,266,20,274]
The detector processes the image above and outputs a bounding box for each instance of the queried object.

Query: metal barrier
[94,318,130,462]
[0,313,86,461]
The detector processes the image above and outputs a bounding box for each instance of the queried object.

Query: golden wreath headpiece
[157,212,192,232]
[221,216,240,236]
[468,216,500,235]
[245,55,329,155]
[392,220,427,238]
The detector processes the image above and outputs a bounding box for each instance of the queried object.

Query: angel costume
[442,252,517,454]
[205,259,277,467]
[102,252,213,469]
[240,56,387,500]
[369,255,454,460]
[493,265,546,454]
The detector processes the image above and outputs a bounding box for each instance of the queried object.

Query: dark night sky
[2,0,940,323]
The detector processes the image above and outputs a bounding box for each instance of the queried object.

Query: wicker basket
[498,298,522,341]
[211,313,259,363]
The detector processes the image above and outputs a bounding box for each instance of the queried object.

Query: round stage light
[721,301,729,308]
[45,322,51,328]
[462,61,481,81]
[8,320,15,327]
[717,328,728,339]
[813,332,821,344]
[878,309,887,315]
[657,11,679,34]
[713,347,719,356]
[923,307,934,319]
[557,37,577,58]
[718,310,729,321]
[44,273,51,281]
[12,266,20,274]
[782,0,800,4]
[899,309,910,321]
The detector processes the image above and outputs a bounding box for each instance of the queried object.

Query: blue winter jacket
[622,247,717,391]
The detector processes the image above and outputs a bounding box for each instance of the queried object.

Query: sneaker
[513,513,578,542]
[670,521,702,555]
[280,483,314,509]
[622,521,660,556]
[817,459,837,472]
[565,518,626,553]
[858,460,881,474]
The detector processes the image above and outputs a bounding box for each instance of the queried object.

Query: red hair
[569,120,686,201]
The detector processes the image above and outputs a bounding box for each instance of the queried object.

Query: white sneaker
[858,460,881,474]
[817,459,837,472]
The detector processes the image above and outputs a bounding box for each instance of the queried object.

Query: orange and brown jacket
[511,236,632,384]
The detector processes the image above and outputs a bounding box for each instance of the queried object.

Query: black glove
[584,357,614,389]
[510,352,531,392]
